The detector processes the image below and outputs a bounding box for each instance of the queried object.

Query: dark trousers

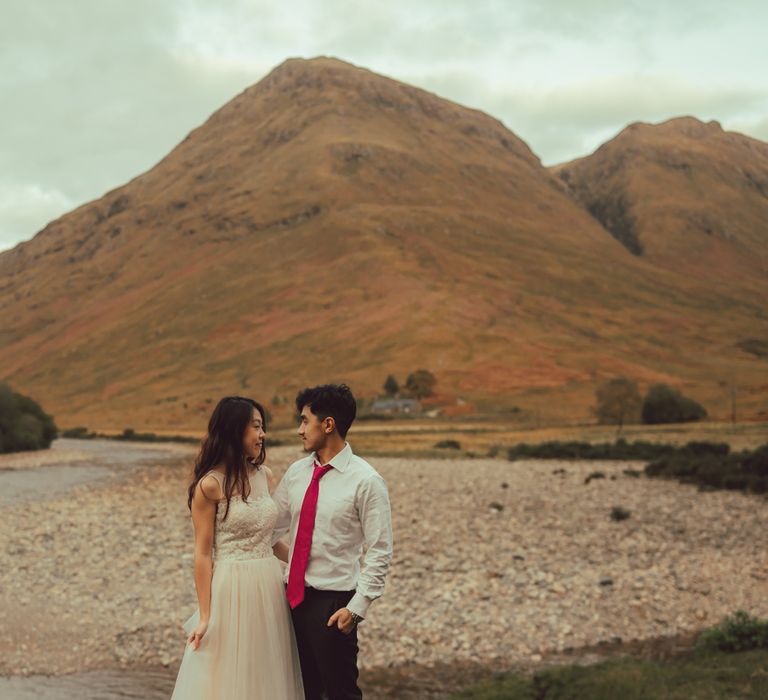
[290,587,362,700]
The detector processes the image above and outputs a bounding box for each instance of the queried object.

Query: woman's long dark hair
[188,396,267,519]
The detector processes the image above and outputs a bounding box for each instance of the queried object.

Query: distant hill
[554,117,768,291]
[0,58,765,430]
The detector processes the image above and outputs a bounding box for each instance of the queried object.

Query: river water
[0,438,195,506]
[0,668,176,699]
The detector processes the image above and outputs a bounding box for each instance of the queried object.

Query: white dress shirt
[271,442,393,618]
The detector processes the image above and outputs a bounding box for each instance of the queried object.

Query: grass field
[262,419,768,457]
[450,648,768,699]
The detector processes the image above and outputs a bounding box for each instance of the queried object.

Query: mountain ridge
[1,57,765,429]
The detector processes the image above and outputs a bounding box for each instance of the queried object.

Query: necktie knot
[312,463,333,481]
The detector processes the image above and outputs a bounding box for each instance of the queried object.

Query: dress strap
[203,470,226,491]
[250,467,269,497]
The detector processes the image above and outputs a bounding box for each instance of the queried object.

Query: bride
[171,396,304,699]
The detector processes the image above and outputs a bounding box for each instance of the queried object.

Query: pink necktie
[287,462,333,609]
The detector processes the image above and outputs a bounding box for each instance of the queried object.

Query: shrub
[646,443,768,494]
[404,369,436,399]
[685,441,729,457]
[435,439,461,450]
[610,506,631,521]
[0,383,58,453]
[697,611,768,652]
[641,384,707,424]
[109,429,198,444]
[62,426,94,439]
[508,439,676,461]
[742,444,768,477]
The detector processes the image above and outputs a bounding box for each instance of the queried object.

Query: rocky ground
[1,440,767,693]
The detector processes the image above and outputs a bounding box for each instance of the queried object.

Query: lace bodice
[206,468,277,562]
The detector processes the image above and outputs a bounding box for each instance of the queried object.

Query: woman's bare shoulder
[198,472,224,501]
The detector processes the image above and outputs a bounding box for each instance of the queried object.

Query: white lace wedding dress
[171,467,304,699]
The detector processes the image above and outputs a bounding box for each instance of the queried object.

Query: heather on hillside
[1,59,766,430]
[0,383,58,453]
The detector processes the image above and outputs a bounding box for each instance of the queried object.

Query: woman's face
[242,409,266,460]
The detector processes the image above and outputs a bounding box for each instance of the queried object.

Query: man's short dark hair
[296,384,357,439]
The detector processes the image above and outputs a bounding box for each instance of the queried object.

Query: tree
[404,369,436,399]
[642,384,707,424]
[594,376,641,436]
[383,375,399,397]
[0,383,58,453]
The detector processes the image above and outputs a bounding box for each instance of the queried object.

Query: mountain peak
[621,116,724,141]
[555,113,768,269]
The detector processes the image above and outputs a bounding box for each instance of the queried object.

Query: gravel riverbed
[1,440,767,688]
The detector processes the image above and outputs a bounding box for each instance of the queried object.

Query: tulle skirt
[171,555,304,699]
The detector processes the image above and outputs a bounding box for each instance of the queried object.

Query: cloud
[0,183,74,250]
[1,0,767,250]
[727,115,768,143]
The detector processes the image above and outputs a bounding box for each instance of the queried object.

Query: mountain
[554,117,768,294]
[0,58,765,430]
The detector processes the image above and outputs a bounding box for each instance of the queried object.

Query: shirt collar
[311,442,353,473]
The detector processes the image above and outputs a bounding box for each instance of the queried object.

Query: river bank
[1,439,767,694]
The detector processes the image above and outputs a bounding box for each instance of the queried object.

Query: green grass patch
[452,649,768,699]
[697,611,768,653]
[453,613,768,699]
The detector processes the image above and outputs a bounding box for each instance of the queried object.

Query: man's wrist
[347,592,372,619]
[350,611,364,626]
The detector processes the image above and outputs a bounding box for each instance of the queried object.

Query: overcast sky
[2,0,766,252]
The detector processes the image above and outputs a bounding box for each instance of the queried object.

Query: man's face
[298,405,326,453]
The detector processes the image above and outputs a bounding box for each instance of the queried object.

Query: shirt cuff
[346,592,373,619]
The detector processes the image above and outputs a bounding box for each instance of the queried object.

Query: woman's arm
[187,475,220,650]
[272,538,290,562]
[265,466,290,562]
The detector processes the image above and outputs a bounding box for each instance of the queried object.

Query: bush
[109,429,198,444]
[610,506,631,521]
[645,443,768,494]
[508,439,676,461]
[435,439,461,450]
[61,426,94,439]
[641,384,707,424]
[404,369,436,399]
[697,611,768,652]
[0,383,58,453]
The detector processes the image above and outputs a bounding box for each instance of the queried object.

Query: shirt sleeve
[270,466,293,546]
[347,473,393,618]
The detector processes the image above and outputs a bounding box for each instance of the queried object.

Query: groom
[272,383,394,700]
